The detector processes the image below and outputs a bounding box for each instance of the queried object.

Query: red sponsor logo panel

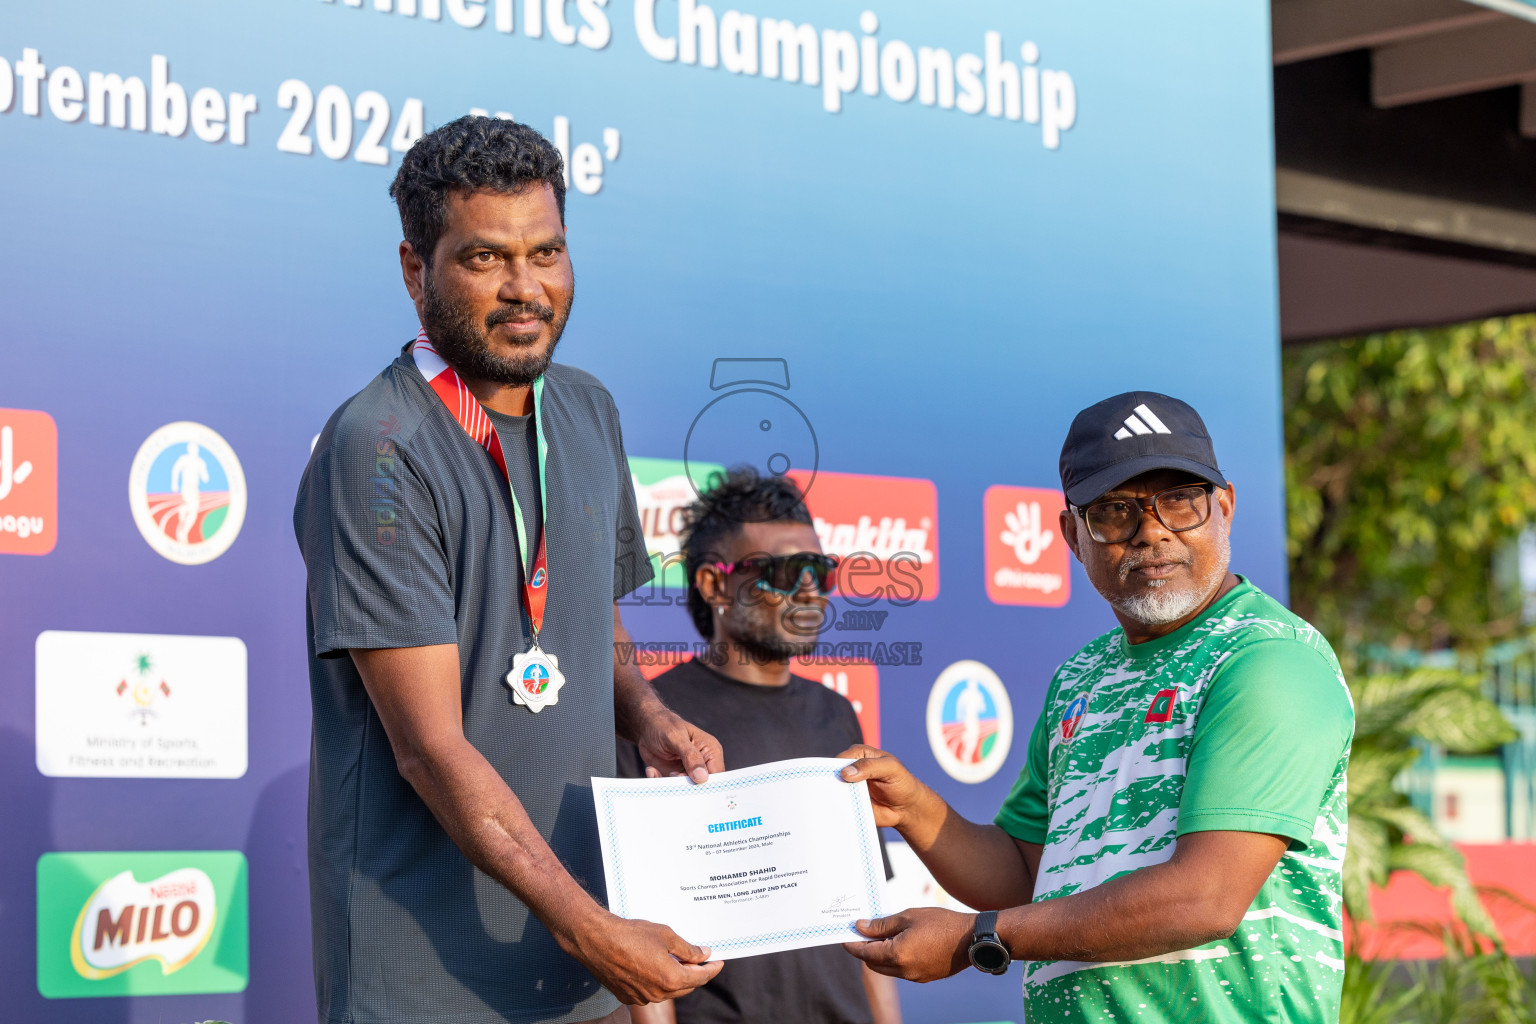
[983,485,1069,607]
[0,408,58,556]
[635,648,693,681]
[631,649,881,748]
[791,656,881,748]
[786,469,938,602]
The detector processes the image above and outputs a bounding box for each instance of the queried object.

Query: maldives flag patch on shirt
[1144,687,1178,723]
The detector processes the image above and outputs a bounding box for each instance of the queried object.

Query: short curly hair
[388,116,566,265]
[680,467,814,639]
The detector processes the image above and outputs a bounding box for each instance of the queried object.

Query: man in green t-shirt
[839,392,1354,1023]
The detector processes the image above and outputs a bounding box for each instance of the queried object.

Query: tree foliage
[1284,315,1536,654]
[1344,668,1516,933]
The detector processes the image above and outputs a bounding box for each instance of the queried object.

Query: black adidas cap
[1058,392,1226,507]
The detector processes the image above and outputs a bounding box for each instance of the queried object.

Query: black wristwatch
[967,910,1011,975]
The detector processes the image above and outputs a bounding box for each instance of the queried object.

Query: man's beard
[420,271,572,386]
[721,598,823,662]
[1108,529,1231,626]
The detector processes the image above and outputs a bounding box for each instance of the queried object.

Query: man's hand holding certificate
[593,757,887,959]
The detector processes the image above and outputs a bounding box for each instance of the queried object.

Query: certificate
[592,757,887,960]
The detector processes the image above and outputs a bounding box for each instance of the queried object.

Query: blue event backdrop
[0,1,1281,1021]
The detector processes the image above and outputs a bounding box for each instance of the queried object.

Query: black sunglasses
[711,553,839,595]
[1072,483,1215,544]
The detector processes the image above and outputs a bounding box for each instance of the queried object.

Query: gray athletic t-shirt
[294,345,653,1024]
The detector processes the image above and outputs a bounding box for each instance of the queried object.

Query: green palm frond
[1403,685,1520,752]
[1339,952,1422,1024]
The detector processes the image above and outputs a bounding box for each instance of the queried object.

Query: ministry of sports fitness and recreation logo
[35,630,250,780]
[0,407,58,555]
[116,651,172,725]
[36,850,249,998]
[926,660,1013,784]
[128,422,247,565]
[984,485,1070,608]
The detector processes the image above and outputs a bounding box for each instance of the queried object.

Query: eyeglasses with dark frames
[711,553,839,596]
[1071,483,1216,545]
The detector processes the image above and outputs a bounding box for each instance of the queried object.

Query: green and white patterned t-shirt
[995,579,1354,1024]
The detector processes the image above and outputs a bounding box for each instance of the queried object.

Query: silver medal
[508,644,565,713]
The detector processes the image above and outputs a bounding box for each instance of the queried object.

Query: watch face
[971,939,1009,973]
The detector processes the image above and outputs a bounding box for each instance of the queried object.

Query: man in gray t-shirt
[294,117,725,1024]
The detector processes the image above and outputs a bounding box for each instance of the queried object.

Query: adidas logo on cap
[1059,391,1226,508]
[1113,404,1171,440]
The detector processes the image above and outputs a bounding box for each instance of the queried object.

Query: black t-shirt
[616,659,888,1024]
[294,346,653,1024]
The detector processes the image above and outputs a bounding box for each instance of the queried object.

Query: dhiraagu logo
[629,456,724,588]
[37,851,248,998]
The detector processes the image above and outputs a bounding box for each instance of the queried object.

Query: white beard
[1112,529,1232,626]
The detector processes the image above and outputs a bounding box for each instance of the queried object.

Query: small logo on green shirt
[1061,695,1088,739]
[1144,687,1178,723]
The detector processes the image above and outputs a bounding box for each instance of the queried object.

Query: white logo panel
[926,660,1014,784]
[127,421,247,565]
[36,630,248,778]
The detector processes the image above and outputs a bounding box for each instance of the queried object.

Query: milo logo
[628,456,725,589]
[71,867,217,979]
[38,851,248,998]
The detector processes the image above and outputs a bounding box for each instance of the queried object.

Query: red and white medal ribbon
[413,328,563,712]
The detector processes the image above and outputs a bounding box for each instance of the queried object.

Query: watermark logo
[926,660,1013,784]
[128,422,246,565]
[787,469,939,603]
[37,851,248,998]
[35,630,248,779]
[684,359,817,512]
[0,407,57,555]
[984,485,1069,607]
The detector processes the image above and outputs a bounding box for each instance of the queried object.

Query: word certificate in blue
[591,757,887,960]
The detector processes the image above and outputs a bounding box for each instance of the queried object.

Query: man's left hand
[843,907,979,982]
[634,708,724,784]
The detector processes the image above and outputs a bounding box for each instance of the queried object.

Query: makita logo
[70,867,217,979]
[811,514,933,563]
[787,469,939,602]
[1113,403,1172,440]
